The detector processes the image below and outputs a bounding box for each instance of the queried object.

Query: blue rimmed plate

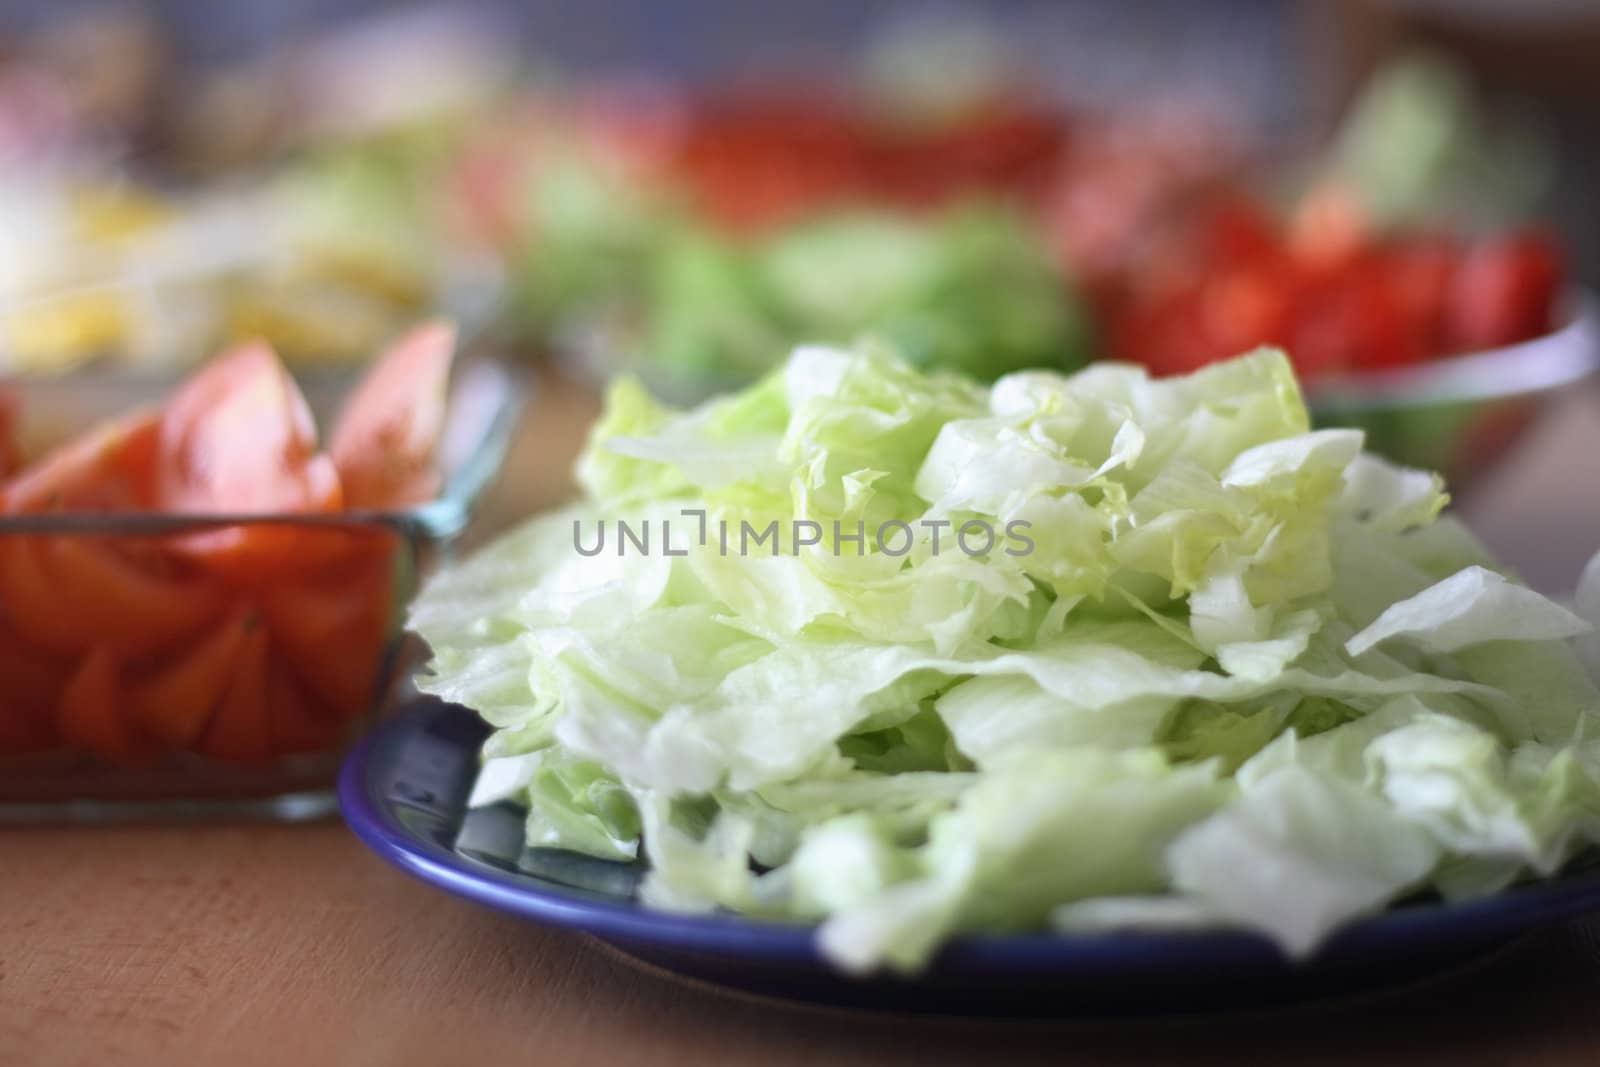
[339,699,1600,1018]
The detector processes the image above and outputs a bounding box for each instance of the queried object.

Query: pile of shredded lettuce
[411,342,1600,974]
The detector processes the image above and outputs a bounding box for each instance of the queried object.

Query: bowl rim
[562,285,1600,415]
[0,354,528,540]
[1307,286,1600,414]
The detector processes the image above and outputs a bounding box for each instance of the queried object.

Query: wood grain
[2,373,1599,1066]
[6,823,1600,1066]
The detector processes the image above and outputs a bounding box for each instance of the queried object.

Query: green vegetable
[509,154,1093,392]
[752,205,1093,382]
[509,145,678,336]
[274,124,462,288]
[411,342,1600,973]
[1323,50,1553,230]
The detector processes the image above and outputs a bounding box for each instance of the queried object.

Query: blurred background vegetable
[0,1,1594,489]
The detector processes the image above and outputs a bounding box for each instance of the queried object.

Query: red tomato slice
[1191,193,1285,270]
[1288,180,1368,272]
[0,703,55,754]
[200,624,272,764]
[1110,285,1220,377]
[1446,231,1562,352]
[1298,265,1424,375]
[259,552,394,720]
[1350,269,1426,373]
[1381,235,1460,355]
[0,538,83,654]
[166,456,344,582]
[127,607,254,748]
[267,655,344,756]
[157,341,344,574]
[0,620,69,753]
[0,535,226,658]
[1199,264,1293,358]
[672,94,870,232]
[1,408,160,513]
[878,101,1066,207]
[59,647,156,768]
[159,341,318,509]
[329,321,456,509]
[52,536,226,656]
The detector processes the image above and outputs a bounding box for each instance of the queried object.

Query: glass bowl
[1307,288,1600,492]
[0,354,525,821]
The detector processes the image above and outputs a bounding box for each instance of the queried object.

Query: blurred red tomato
[1106,186,1561,380]
[1380,234,1461,355]
[1445,231,1562,353]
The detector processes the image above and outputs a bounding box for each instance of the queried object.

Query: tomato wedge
[156,341,343,574]
[0,704,55,755]
[200,624,272,764]
[1,408,160,513]
[126,607,254,748]
[0,539,73,654]
[1379,235,1459,355]
[0,535,226,658]
[0,620,69,753]
[259,552,394,720]
[159,341,317,509]
[59,647,155,768]
[329,320,456,509]
[1446,231,1562,352]
[50,536,225,656]
[267,655,343,756]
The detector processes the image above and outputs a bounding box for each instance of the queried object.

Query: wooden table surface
[4,371,1600,1067]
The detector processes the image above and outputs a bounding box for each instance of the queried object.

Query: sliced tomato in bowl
[330,320,457,510]
[201,623,274,765]
[126,606,255,748]
[259,549,396,722]
[59,647,158,769]
[257,512,404,732]
[0,620,69,753]
[156,340,344,576]
[1,408,161,514]
[0,317,464,767]
[266,654,345,756]
[0,535,226,658]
